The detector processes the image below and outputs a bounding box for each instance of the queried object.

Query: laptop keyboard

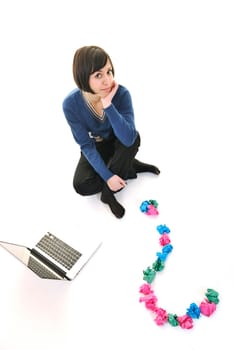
[35,233,82,270]
[28,256,61,279]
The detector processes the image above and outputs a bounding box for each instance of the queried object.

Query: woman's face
[89,59,114,97]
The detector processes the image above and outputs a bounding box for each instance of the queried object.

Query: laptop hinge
[30,248,67,279]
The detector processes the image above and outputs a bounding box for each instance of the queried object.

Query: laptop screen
[0,232,101,280]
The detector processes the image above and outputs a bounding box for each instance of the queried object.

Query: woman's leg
[100,133,141,218]
[73,139,114,196]
[73,153,103,196]
[106,133,160,179]
[133,159,160,175]
[73,133,160,217]
[100,133,160,218]
[108,133,141,179]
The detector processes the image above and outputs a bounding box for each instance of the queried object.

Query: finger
[111,82,118,93]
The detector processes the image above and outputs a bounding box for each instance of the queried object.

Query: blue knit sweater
[62,85,138,181]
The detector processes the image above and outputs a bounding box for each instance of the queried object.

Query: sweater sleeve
[62,100,113,182]
[104,88,137,147]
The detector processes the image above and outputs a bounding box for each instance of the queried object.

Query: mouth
[102,87,111,93]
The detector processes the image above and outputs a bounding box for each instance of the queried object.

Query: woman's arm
[103,86,138,146]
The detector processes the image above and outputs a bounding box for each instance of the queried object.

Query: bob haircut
[72,46,115,93]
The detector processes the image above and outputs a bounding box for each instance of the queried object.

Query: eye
[95,73,102,79]
[107,69,113,75]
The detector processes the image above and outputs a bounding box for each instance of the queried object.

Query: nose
[102,74,111,85]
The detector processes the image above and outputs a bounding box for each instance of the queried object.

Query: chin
[100,92,108,98]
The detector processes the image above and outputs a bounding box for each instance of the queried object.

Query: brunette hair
[72,46,115,93]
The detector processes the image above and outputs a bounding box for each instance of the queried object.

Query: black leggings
[73,133,141,196]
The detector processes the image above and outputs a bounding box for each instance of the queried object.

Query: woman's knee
[73,177,103,196]
[125,132,140,151]
[73,179,85,195]
[134,132,141,148]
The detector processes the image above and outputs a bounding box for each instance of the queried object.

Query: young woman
[62,45,160,218]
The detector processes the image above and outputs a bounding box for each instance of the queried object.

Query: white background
[0,1,232,349]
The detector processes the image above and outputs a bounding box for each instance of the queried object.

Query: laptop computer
[0,232,102,280]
